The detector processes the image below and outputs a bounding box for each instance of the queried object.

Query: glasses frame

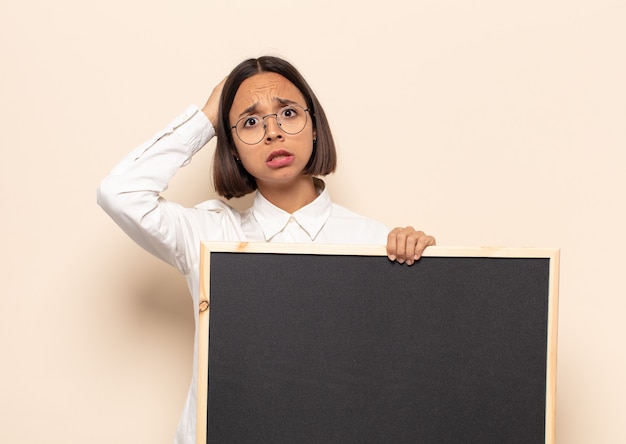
[230,104,311,145]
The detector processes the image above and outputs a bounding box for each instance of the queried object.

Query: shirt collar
[252,178,332,241]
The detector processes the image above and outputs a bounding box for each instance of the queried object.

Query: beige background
[1,0,625,442]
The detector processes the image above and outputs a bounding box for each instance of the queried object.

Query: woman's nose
[264,115,283,141]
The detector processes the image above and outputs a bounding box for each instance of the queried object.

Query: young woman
[97,56,435,444]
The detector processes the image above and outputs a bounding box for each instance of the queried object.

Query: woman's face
[228,72,315,189]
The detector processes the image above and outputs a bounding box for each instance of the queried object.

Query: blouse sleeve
[97,105,215,274]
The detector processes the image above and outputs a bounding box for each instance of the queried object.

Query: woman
[97,56,435,444]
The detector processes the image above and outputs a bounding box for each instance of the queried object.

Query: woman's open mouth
[266,150,295,168]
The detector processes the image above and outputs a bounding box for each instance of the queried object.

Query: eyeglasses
[231,104,310,145]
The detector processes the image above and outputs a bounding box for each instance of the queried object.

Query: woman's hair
[213,56,337,199]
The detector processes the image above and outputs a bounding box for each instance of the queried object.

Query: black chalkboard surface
[197,243,559,444]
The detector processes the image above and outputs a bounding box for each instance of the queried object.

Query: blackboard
[197,243,559,444]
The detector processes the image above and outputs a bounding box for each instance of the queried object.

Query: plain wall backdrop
[1,0,624,442]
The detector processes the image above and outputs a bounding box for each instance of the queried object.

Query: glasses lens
[277,105,308,135]
[234,105,308,145]
[235,115,265,145]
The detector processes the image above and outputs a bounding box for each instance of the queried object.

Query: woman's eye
[243,117,260,128]
[281,107,298,119]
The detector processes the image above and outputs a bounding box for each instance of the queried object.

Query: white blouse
[97,105,389,444]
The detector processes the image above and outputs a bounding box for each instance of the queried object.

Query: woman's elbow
[97,177,128,217]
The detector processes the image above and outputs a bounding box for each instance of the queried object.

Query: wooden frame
[197,243,559,443]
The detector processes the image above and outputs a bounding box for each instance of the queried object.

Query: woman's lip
[266,150,293,162]
[266,150,295,168]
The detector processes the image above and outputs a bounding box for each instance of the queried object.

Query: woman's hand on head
[387,226,436,266]
[201,77,227,128]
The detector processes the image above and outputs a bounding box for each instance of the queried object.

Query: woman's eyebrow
[238,103,258,118]
[274,97,299,106]
[237,97,300,118]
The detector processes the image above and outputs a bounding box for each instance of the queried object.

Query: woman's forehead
[232,72,305,110]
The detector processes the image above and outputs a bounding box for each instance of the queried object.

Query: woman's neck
[257,175,318,214]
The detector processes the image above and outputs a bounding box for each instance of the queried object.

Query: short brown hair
[213,56,337,199]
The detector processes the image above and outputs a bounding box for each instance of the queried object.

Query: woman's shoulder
[329,202,389,234]
[193,197,257,224]
[194,198,237,212]
[330,202,383,223]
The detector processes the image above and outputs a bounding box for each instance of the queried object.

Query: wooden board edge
[196,243,211,444]
[200,241,560,259]
[545,248,561,444]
